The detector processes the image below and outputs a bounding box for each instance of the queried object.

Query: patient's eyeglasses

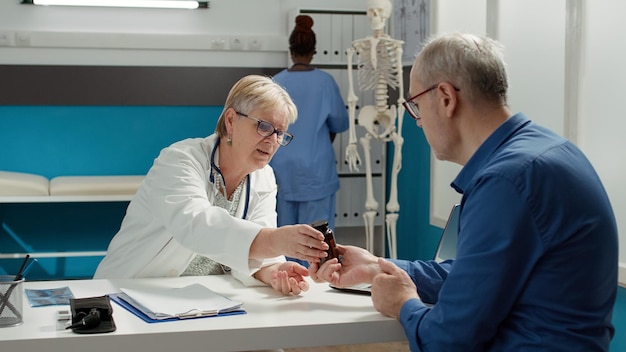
[403,83,460,121]
[403,84,438,121]
[235,111,294,146]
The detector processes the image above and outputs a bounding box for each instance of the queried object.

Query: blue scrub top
[271,68,349,201]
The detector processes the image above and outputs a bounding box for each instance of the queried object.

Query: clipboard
[108,283,246,323]
[109,293,246,323]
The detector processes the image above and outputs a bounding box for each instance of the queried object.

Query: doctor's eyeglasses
[235,111,294,146]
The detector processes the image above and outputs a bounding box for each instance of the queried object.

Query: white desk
[0,276,406,352]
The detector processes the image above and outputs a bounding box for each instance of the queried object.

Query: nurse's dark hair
[215,75,297,138]
[414,32,508,105]
[289,15,316,56]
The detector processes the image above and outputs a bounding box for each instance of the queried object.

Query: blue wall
[0,202,129,279]
[0,106,221,178]
[392,116,444,261]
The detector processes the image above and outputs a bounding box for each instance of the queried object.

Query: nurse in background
[94,75,330,295]
[271,15,349,267]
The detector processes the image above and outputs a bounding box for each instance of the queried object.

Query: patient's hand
[309,244,381,288]
[255,262,310,295]
[371,258,419,319]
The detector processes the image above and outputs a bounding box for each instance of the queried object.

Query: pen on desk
[14,254,30,281]
[21,258,38,279]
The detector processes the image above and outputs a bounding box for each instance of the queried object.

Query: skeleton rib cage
[355,37,402,93]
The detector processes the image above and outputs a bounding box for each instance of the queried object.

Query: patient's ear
[439,83,459,118]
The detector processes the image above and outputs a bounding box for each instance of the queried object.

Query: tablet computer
[329,283,372,295]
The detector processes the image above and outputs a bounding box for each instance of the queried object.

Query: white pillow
[0,170,50,196]
[49,175,144,196]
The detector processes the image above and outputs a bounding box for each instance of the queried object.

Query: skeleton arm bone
[394,41,405,138]
[345,46,361,172]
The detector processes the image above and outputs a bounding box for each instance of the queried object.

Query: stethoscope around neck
[209,138,251,219]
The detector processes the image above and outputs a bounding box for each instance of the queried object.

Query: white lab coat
[94,134,284,286]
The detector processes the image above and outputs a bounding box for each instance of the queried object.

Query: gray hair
[415,32,508,104]
[215,75,298,138]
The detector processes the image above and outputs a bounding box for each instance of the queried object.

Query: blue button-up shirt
[394,113,618,351]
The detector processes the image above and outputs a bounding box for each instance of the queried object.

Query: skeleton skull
[366,0,392,31]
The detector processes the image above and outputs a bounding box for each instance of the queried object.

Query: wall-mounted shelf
[0,195,133,203]
[0,251,107,259]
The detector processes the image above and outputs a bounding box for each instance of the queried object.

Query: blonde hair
[215,75,298,138]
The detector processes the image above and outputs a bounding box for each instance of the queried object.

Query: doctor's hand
[309,245,381,287]
[371,258,420,319]
[255,261,310,295]
[251,225,329,264]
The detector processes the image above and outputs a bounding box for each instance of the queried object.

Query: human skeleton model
[345,0,404,258]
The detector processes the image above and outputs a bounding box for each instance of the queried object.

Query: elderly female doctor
[94,75,329,295]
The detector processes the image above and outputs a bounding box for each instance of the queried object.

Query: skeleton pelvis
[358,105,396,139]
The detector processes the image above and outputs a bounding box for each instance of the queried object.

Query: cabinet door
[309,13,332,64]
[330,14,345,64]
[335,177,353,227]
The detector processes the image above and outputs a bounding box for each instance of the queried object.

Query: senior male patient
[310,32,618,351]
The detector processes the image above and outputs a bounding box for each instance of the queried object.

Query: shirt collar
[451,112,530,194]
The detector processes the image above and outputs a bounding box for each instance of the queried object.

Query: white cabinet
[304,11,368,66]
